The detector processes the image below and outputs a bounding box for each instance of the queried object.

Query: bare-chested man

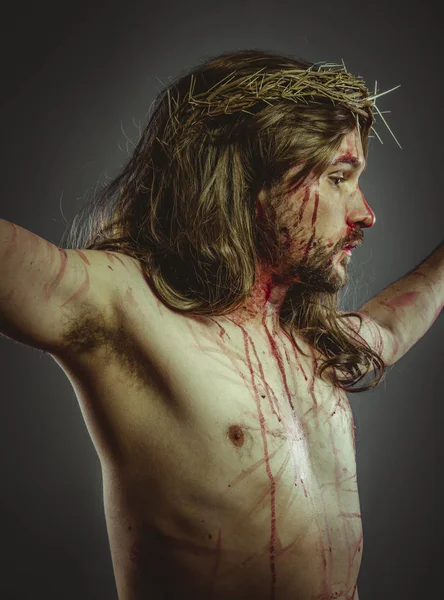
[1,49,443,600]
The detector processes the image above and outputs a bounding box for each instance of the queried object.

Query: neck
[227,262,291,334]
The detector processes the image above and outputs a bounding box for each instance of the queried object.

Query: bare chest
[63,305,362,599]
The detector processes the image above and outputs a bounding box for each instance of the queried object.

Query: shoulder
[55,250,150,356]
[338,310,398,366]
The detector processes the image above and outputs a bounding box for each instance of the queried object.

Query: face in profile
[257,127,375,295]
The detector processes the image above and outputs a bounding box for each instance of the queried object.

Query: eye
[330,176,345,187]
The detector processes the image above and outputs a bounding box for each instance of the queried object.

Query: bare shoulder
[49,251,167,468]
[56,249,153,357]
[0,221,148,356]
[338,309,397,367]
[103,251,159,308]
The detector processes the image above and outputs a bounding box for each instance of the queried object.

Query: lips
[341,242,360,256]
[343,241,361,250]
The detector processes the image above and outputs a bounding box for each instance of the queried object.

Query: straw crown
[163,61,401,148]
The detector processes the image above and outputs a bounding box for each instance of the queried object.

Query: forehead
[282,128,366,184]
[336,128,363,153]
[330,129,365,169]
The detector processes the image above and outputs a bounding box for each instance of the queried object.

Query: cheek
[279,186,321,252]
[286,183,320,228]
[279,180,350,256]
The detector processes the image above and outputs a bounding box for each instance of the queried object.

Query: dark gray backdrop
[0,2,442,599]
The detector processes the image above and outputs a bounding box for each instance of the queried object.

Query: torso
[52,253,362,600]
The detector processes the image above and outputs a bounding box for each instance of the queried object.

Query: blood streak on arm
[42,246,91,307]
[380,291,420,311]
[359,248,444,363]
[60,266,90,307]
[104,251,131,271]
[74,250,91,265]
[43,247,69,301]
[55,248,92,308]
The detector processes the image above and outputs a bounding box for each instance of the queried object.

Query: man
[0,49,442,599]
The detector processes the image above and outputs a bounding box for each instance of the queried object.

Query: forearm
[359,241,444,362]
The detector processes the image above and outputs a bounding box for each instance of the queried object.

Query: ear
[255,189,268,219]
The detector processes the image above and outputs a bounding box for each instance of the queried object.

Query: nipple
[227,424,245,447]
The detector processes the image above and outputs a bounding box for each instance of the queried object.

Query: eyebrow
[330,154,366,171]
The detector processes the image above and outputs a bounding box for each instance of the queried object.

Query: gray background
[0,1,442,599]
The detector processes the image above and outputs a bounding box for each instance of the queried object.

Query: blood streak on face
[300,191,320,266]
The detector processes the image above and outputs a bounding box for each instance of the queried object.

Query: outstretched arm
[355,241,444,366]
[0,219,117,354]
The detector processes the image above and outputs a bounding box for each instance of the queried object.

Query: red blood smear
[74,249,91,265]
[43,247,68,300]
[383,291,419,310]
[332,152,361,167]
[301,191,319,265]
[298,187,311,224]
[238,324,278,598]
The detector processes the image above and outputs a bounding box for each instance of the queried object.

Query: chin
[288,266,344,295]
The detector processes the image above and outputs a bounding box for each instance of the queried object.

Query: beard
[277,239,350,294]
[292,256,348,293]
[255,200,354,295]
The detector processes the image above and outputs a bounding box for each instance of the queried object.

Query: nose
[347,186,376,229]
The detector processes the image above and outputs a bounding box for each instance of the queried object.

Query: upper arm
[339,310,399,367]
[0,220,117,354]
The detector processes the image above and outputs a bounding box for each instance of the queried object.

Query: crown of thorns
[163,61,401,148]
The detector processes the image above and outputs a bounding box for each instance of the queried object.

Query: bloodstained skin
[117,166,370,597]
[300,191,320,265]
[74,249,91,265]
[43,247,69,301]
[239,322,278,595]
[196,165,362,597]
[115,137,367,598]
[298,187,311,224]
[61,267,91,307]
[105,250,130,271]
[219,151,366,597]
[228,314,362,599]
[37,243,133,308]
[332,152,362,169]
[381,291,419,310]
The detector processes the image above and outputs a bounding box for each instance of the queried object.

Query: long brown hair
[61,48,386,392]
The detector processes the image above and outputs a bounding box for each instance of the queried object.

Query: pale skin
[0,127,443,599]
[229,127,374,333]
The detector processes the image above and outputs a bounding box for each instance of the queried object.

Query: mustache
[342,232,364,248]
